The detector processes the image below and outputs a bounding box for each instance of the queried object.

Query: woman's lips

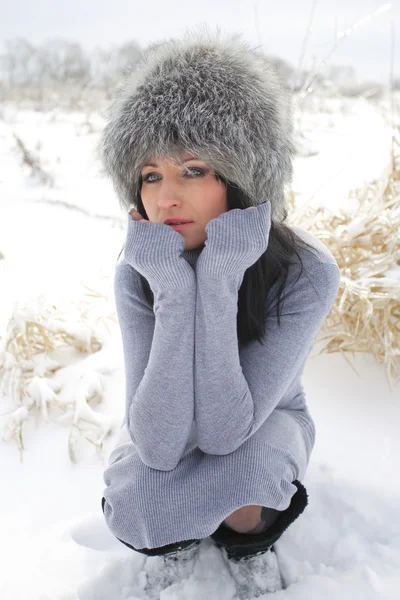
[169,222,194,231]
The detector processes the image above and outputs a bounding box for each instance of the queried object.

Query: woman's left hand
[197,200,271,277]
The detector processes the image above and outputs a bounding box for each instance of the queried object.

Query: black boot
[209,480,308,599]
[143,539,201,599]
[210,479,308,560]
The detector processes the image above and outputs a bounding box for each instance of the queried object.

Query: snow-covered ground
[0,94,399,600]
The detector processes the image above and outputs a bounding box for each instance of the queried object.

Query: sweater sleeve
[114,256,196,471]
[194,258,341,455]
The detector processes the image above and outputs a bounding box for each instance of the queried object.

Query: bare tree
[91,39,141,89]
[0,38,36,86]
[36,39,91,85]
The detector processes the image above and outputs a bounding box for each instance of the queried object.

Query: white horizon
[0,0,398,85]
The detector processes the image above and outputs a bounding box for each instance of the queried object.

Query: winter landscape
[1,12,400,600]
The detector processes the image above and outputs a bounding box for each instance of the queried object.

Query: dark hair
[116,173,319,347]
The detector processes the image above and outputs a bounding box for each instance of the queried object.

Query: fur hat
[101,26,295,222]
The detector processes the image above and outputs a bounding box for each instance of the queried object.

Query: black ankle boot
[210,479,308,560]
[143,539,201,599]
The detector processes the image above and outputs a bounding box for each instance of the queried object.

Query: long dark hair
[116,173,319,347]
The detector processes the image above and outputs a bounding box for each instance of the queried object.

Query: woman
[100,27,340,598]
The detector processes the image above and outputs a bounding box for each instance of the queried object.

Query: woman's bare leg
[223,505,280,534]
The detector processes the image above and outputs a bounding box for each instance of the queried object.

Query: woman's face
[140,152,228,250]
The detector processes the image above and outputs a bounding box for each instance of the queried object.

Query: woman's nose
[157,182,185,207]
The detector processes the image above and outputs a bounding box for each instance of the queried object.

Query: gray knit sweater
[102,201,340,549]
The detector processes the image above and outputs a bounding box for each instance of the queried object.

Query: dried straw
[287,137,400,389]
[0,284,117,463]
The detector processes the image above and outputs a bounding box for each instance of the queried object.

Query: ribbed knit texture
[102,201,341,549]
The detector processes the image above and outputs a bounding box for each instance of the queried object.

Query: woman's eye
[142,173,158,183]
[185,167,205,177]
[142,168,205,184]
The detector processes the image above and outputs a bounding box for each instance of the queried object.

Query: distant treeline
[0,37,395,110]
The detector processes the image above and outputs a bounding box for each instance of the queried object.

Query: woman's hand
[124,208,194,290]
[129,208,148,222]
[197,200,272,278]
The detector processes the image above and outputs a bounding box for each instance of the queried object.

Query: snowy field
[0,94,399,599]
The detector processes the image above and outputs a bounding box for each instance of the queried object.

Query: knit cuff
[124,216,196,289]
[198,200,271,278]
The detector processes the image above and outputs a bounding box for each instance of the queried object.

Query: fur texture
[101,25,296,222]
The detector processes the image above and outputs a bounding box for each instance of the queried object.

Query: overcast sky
[0,0,398,84]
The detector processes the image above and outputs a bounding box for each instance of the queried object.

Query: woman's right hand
[124,208,195,290]
[129,208,148,222]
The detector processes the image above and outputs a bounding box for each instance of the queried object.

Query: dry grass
[287,136,400,389]
[0,284,117,463]
[13,132,54,186]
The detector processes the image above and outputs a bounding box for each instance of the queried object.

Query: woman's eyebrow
[143,157,200,168]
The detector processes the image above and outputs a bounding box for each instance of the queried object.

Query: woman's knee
[223,505,280,534]
[223,505,263,533]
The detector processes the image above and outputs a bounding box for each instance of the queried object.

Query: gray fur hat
[101,26,295,222]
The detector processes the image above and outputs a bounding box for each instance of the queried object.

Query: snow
[0,94,399,599]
